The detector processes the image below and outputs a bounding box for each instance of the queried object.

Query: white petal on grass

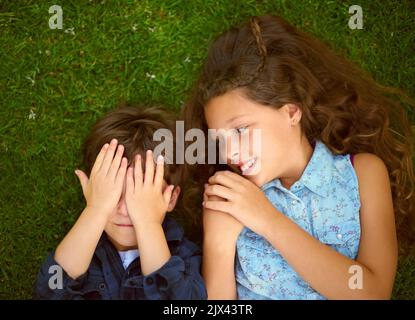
[146,72,156,79]
[64,27,75,35]
[28,109,36,120]
[25,76,35,86]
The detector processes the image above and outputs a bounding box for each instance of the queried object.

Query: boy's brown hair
[82,104,181,187]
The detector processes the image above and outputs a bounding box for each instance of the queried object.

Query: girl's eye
[236,126,248,134]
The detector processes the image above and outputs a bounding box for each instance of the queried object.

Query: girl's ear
[284,103,302,125]
[167,186,181,212]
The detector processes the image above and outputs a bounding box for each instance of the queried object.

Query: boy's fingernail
[157,155,164,163]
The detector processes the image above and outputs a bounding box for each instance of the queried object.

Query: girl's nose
[226,135,240,164]
[227,150,240,164]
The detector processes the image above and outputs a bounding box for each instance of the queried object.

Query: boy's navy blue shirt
[34,217,207,300]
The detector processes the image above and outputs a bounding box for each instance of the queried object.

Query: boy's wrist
[129,209,165,229]
[132,219,163,234]
[84,205,112,223]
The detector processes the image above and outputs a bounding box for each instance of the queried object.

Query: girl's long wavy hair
[181,14,415,252]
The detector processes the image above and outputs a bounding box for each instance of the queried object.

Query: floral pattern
[235,140,361,300]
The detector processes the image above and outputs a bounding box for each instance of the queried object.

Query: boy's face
[104,179,180,251]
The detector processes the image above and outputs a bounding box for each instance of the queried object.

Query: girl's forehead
[205,92,251,125]
[204,90,275,129]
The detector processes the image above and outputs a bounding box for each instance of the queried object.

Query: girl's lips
[240,157,258,175]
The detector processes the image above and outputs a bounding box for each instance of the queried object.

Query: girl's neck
[279,138,314,190]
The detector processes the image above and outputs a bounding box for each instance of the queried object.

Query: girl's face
[204,89,304,188]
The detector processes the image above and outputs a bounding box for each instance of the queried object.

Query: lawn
[0,0,414,299]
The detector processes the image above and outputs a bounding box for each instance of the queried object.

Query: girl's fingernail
[157,155,164,163]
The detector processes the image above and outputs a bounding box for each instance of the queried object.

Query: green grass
[0,0,414,299]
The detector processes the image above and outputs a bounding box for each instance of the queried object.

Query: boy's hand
[75,138,127,216]
[125,150,174,229]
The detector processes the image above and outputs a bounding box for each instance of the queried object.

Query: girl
[182,15,414,299]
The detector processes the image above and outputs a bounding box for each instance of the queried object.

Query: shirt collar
[261,140,333,198]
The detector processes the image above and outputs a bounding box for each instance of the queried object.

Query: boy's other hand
[125,150,174,229]
[74,138,127,216]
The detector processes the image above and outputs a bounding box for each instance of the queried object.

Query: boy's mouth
[115,223,134,228]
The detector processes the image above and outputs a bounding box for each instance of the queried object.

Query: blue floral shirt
[235,140,361,300]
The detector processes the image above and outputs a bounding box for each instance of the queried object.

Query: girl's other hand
[202,191,243,248]
[203,170,278,237]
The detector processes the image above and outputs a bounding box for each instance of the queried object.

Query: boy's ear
[167,186,181,212]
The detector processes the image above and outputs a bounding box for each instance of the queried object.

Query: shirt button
[99,283,106,291]
[129,280,138,286]
[291,200,297,205]
[337,234,343,240]
[145,277,154,285]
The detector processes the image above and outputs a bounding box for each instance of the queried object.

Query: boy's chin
[106,233,138,251]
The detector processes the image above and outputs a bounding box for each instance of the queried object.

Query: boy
[34,105,207,299]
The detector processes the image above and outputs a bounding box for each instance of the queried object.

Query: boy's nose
[117,200,129,216]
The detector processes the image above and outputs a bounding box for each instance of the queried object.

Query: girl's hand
[75,138,127,216]
[203,191,243,247]
[125,150,174,229]
[203,170,279,236]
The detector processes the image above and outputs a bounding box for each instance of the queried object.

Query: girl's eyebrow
[226,114,247,125]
